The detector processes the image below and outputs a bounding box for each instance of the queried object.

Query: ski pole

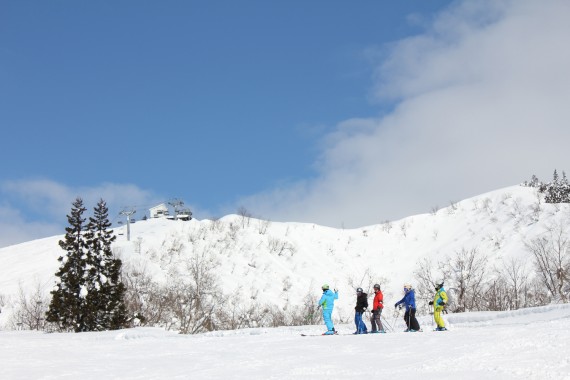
[391,307,400,331]
[381,314,393,332]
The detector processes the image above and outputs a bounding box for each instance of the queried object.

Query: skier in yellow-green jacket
[429,279,448,331]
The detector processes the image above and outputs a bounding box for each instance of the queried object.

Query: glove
[428,301,434,305]
[398,304,403,310]
[394,303,398,308]
[441,302,446,306]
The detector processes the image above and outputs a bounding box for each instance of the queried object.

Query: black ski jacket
[355,292,368,313]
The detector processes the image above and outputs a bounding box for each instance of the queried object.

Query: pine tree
[529,174,540,188]
[560,172,570,203]
[85,199,128,330]
[543,169,570,204]
[46,197,89,331]
[46,198,128,332]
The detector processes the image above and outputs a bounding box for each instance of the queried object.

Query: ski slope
[1,184,570,378]
[1,304,569,379]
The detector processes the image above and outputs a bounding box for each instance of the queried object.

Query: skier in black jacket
[354,287,368,334]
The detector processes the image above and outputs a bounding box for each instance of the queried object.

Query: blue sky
[2,0,570,247]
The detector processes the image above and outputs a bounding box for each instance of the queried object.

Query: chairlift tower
[119,208,136,241]
[168,199,184,220]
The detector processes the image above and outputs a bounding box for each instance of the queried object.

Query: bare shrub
[400,221,408,237]
[237,206,252,228]
[502,257,531,309]
[413,258,438,313]
[9,283,49,331]
[227,223,240,240]
[483,276,510,311]
[267,237,296,256]
[209,218,223,232]
[440,247,488,312]
[483,198,493,214]
[0,293,6,312]
[122,263,170,327]
[257,219,271,235]
[346,268,385,296]
[448,200,458,215]
[526,222,570,303]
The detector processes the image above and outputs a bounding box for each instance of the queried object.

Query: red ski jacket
[372,290,384,310]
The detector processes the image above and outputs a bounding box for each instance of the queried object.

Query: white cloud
[0,179,161,247]
[0,204,61,247]
[239,0,570,228]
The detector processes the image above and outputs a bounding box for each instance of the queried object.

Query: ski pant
[434,305,445,328]
[404,308,420,331]
[370,309,383,332]
[354,311,367,333]
[322,309,334,331]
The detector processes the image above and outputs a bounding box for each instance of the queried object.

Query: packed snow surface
[1,304,570,379]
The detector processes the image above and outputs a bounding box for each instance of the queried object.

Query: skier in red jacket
[370,283,385,333]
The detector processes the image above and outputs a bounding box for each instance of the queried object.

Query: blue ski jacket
[319,289,339,311]
[395,289,416,311]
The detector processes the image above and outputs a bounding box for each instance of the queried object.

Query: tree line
[523,169,570,203]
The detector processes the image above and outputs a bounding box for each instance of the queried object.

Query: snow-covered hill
[0,184,568,328]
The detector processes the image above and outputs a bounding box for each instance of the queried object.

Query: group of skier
[317,280,448,335]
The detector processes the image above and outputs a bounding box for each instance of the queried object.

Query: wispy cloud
[0,179,161,247]
[239,0,570,227]
[0,204,61,247]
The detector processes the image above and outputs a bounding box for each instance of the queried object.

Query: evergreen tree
[560,172,570,203]
[544,169,570,204]
[529,174,540,188]
[85,199,128,330]
[46,198,128,332]
[46,197,89,331]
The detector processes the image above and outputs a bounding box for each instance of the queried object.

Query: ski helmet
[435,279,445,287]
[322,284,330,290]
[373,283,381,290]
[403,283,412,291]
[356,287,363,293]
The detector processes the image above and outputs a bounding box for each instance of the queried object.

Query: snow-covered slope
[0,184,567,326]
[1,303,570,379]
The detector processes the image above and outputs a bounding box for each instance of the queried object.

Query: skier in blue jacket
[318,284,339,335]
[394,283,421,332]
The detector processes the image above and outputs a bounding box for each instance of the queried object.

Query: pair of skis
[301,328,447,336]
[300,332,383,336]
